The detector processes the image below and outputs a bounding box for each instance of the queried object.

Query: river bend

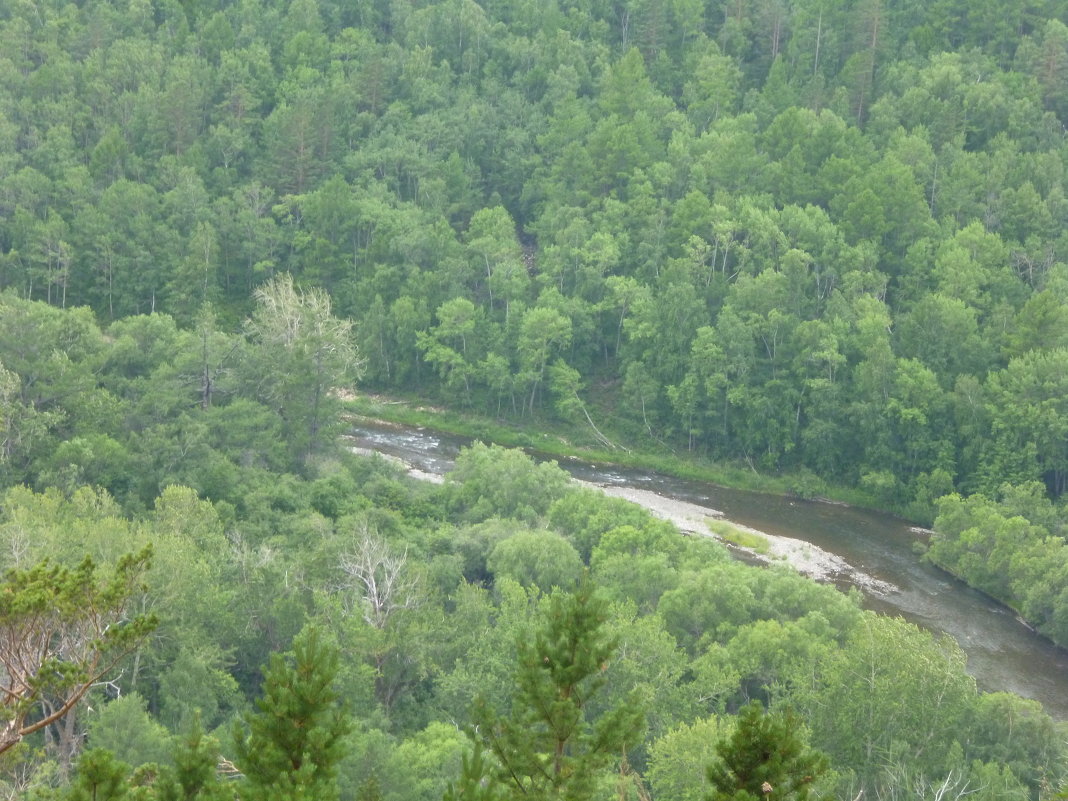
[348,422,1068,719]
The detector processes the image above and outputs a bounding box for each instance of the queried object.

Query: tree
[444,741,503,801]
[447,443,571,524]
[339,525,421,630]
[61,748,132,801]
[648,716,730,801]
[792,614,975,780]
[0,547,155,756]
[259,91,332,195]
[657,564,757,654]
[486,529,584,593]
[85,692,170,769]
[154,714,231,801]
[965,692,1065,795]
[232,626,352,801]
[706,701,828,801]
[469,578,645,801]
[0,360,58,481]
[984,349,1068,496]
[517,306,572,415]
[244,274,363,463]
[417,298,483,404]
[465,207,528,323]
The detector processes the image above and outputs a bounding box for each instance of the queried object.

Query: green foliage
[86,693,171,770]
[471,579,645,800]
[791,614,978,783]
[706,702,828,801]
[447,443,571,524]
[547,489,670,562]
[965,693,1067,795]
[243,273,363,465]
[389,722,466,801]
[62,749,132,801]
[929,485,1068,647]
[658,565,760,652]
[1,0,1068,795]
[486,529,584,592]
[648,717,730,801]
[153,715,231,801]
[233,626,352,801]
[444,741,503,801]
[0,547,156,756]
[708,521,771,554]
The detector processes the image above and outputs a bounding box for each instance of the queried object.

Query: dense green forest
[4,0,1068,511]
[3,0,1068,797]
[0,289,1065,800]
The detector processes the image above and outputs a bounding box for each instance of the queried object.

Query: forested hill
[2,0,1068,517]
[5,2,1068,799]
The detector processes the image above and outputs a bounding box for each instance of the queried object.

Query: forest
[0,287,1065,800]
[2,0,1068,797]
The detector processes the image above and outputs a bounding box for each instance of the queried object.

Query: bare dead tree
[875,764,983,801]
[0,744,54,799]
[339,524,420,629]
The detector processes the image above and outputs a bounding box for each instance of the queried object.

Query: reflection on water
[348,422,1068,719]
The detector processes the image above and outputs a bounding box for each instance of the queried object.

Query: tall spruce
[706,702,828,801]
[469,578,644,801]
[233,626,351,801]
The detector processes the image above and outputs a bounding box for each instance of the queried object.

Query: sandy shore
[583,481,896,593]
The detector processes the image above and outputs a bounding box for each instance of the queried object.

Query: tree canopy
[0,0,1067,797]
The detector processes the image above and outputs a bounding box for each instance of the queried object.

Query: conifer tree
[706,702,828,801]
[0,547,155,755]
[470,578,644,801]
[64,749,131,801]
[443,741,503,801]
[233,626,351,801]
[154,714,230,801]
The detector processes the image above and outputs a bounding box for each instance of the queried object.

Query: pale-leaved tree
[244,273,363,463]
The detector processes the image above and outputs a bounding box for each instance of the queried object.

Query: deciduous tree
[244,273,362,464]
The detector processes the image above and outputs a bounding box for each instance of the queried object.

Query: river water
[348,422,1068,719]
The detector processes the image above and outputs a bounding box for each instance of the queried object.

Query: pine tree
[0,547,155,756]
[233,626,351,801]
[471,578,645,801]
[443,741,503,801]
[64,749,131,801]
[155,714,230,801]
[706,702,828,801]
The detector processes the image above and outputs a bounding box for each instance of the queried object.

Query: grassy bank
[345,393,892,515]
[707,520,772,554]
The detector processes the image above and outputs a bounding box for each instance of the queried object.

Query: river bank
[346,400,898,586]
[345,394,903,519]
[582,481,897,592]
[354,431,899,591]
[346,418,1068,718]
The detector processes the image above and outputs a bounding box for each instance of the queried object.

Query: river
[348,421,1068,719]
